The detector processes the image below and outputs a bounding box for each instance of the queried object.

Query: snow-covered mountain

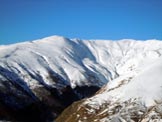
[0,35,162,122]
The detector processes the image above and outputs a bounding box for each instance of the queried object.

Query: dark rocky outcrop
[0,80,100,122]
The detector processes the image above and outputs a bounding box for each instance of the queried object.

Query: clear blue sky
[1,0,162,44]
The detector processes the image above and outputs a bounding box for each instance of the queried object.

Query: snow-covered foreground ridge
[0,36,162,121]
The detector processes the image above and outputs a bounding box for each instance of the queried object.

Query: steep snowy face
[0,36,114,89]
[1,37,161,90]
[0,36,162,122]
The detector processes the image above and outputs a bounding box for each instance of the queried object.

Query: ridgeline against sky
[1,0,162,44]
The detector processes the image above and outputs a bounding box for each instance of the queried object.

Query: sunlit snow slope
[0,36,162,122]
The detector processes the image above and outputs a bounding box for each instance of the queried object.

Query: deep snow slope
[1,36,162,89]
[0,36,162,122]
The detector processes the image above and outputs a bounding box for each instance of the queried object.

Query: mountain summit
[0,36,162,122]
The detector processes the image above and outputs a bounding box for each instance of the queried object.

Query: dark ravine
[0,79,100,122]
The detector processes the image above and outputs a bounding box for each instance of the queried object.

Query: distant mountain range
[0,36,162,122]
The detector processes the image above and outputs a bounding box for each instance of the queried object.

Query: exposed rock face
[56,99,162,122]
[0,36,162,122]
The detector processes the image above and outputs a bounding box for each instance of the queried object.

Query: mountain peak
[42,35,69,40]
